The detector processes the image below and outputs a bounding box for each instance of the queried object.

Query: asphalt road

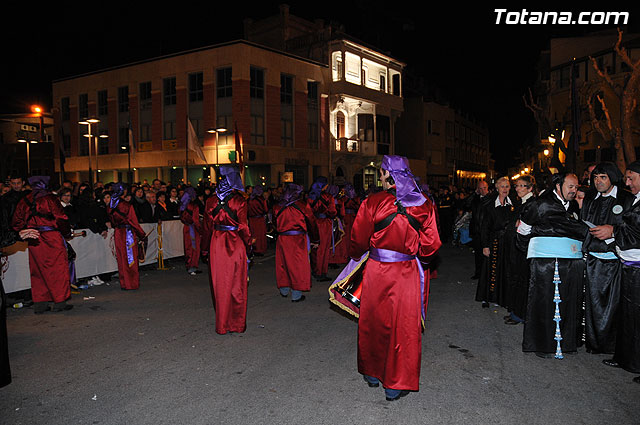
[1,243,639,425]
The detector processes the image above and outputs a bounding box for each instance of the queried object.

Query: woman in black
[475,177,517,308]
[504,175,536,324]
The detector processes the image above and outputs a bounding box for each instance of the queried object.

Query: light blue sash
[589,251,618,260]
[527,237,583,259]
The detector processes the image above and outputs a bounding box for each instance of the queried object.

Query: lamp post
[79,118,100,188]
[17,138,37,175]
[207,127,227,180]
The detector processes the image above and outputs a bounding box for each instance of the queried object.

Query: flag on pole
[188,118,207,163]
[234,121,243,168]
[128,122,136,160]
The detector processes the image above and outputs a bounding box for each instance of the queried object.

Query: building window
[164,120,176,140]
[307,81,319,149]
[250,67,264,99]
[217,67,232,98]
[119,126,129,151]
[281,119,293,148]
[140,123,152,142]
[392,73,401,96]
[332,51,343,81]
[98,90,108,115]
[62,132,71,156]
[164,77,176,106]
[118,86,129,112]
[189,72,203,102]
[337,112,346,139]
[61,97,70,121]
[251,115,265,145]
[280,74,293,104]
[377,115,390,155]
[78,94,88,119]
[358,114,373,141]
[379,74,386,92]
[140,82,152,110]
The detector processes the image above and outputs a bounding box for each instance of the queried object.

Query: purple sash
[215,225,238,231]
[189,225,196,250]
[622,260,640,269]
[278,230,310,252]
[369,247,426,323]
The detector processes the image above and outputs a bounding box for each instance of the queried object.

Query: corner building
[52,6,405,190]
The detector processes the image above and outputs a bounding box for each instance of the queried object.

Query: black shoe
[503,315,511,320]
[535,352,554,359]
[633,376,640,384]
[363,376,379,388]
[51,302,73,312]
[316,275,331,282]
[33,302,50,314]
[504,318,521,325]
[481,301,489,308]
[602,359,621,368]
[291,295,306,303]
[386,390,410,401]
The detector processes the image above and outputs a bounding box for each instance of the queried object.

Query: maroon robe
[180,202,202,269]
[274,199,319,292]
[350,190,441,391]
[248,197,268,254]
[202,191,251,334]
[12,193,71,303]
[309,192,337,276]
[107,200,146,290]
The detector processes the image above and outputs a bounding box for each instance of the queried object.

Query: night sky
[2,2,635,173]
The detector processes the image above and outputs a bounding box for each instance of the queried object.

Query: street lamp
[79,118,100,188]
[17,138,37,175]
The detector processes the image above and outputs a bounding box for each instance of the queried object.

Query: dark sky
[2,1,636,172]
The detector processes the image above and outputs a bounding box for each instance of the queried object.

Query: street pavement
[1,242,639,425]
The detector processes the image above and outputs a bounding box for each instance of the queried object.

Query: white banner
[1,220,186,293]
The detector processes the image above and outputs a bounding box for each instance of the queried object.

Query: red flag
[234,121,243,167]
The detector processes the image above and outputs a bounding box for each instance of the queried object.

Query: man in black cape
[592,160,640,384]
[580,162,635,354]
[516,172,589,358]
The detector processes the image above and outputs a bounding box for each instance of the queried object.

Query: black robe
[0,196,18,387]
[505,194,535,320]
[612,194,640,372]
[581,187,636,354]
[475,194,517,306]
[517,189,589,355]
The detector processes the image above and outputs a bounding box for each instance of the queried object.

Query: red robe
[273,200,319,292]
[309,192,337,276]
[203,191,251,334]
[350,190,441,391]
[12,193,71,303]
[248,196,268,254]
[180,202,202,269]
[107,200,146,290]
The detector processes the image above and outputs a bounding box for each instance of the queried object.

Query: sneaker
[91,276,104,286]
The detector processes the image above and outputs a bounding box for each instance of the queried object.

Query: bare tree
[589,28,640,169]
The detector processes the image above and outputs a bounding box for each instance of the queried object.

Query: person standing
[247,185,268,256]
[202,165,251,335]
[308,177,337,281]
[593,160,640,384]
[179,187,202,275]
[475,177,516,309]
[350,155,441,401]
[580,162,634,354]
[468,180,489,279]
[107,183,146,291]
[273,184,319,302]
[516,173,589,358]
[12,176,73,313]
[1,192,19,387]
[504,175,536,325]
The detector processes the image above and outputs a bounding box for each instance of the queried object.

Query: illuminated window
[332,52,343,81]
